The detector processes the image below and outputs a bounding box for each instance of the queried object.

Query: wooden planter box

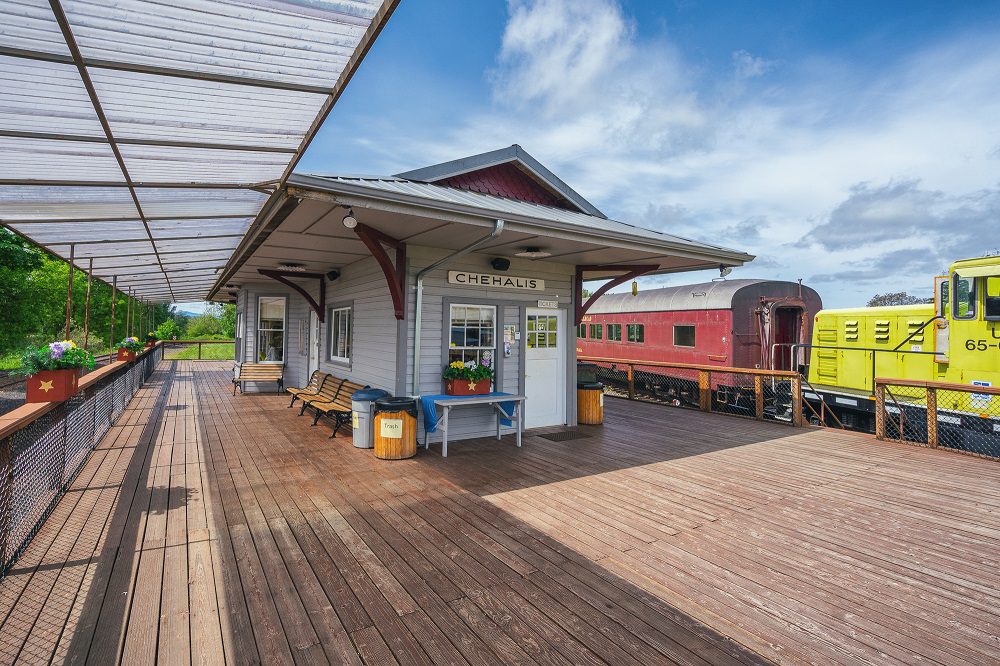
[444,378,491,396]
[117,348,137,362]
[26,368,80,403]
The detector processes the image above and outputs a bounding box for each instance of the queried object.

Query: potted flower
[443,358,494,396]
[145,332,158,349]
[19,340,95,403]
[116,336,143,362]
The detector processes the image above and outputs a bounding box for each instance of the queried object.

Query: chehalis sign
[447,271,545,291]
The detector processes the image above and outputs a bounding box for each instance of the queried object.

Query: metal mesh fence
[586,360,798,424]
[0,345,162,576]
[879,382,1000,460]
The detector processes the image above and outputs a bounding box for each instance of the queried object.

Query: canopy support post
[83,258,93,350]
[574,264,659,325]
[257,270,327,323]
[64,243,75,340]
[353,223,406,320]
[109,275,117,355]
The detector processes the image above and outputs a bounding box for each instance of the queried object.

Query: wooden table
[431,394,525,457]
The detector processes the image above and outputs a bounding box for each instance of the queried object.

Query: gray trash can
[351,388,390,449]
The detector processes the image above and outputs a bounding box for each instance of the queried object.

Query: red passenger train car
[577,279,823,371]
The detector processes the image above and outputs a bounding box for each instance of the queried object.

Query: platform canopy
[0,0,396,303]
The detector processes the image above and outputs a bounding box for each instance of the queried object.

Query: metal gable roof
[287,172,753,264]
[0,0,397,303]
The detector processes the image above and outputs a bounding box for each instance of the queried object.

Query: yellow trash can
[373,397,418,460]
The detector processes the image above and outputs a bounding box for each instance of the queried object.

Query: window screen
[257,296,285,363]
[329,306,351,362]
[673,324,696,347]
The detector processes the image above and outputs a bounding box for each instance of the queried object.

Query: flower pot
[117,348,136,362]
[26,368,80,403]
[444,379,491,396]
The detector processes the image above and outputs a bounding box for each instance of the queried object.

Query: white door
[525,308,566,428]
[308,309,320,376]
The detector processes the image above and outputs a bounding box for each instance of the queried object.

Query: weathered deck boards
[0,360,997,665]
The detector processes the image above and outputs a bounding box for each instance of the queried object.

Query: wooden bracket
[574,264,659,325]
[353,223,407,320]
[258,269,327,323]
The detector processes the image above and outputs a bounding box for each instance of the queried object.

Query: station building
[214,145,753,444]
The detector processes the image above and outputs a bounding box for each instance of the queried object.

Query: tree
[866,292,933,307]
[186,313,222,338]
[155,319,183,340]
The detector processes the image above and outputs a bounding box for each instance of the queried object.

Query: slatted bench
[287,370,327,408]
[232,363,284,395]
[296,374,346,415]
[308,379,368,437]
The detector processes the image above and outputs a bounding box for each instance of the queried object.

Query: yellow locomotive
[803,255,1000,431]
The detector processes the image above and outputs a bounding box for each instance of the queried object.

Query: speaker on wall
[490,257,511,271]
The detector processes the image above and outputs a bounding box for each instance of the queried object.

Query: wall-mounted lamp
[342,208,358,229]
[326,269,341,281]
[719,265,733,278]
[631,280,638,296]
[490,257,511,271]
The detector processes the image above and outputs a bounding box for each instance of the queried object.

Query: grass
[163,342,234,361]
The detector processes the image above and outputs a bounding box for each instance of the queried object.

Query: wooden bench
[296,374,346,415]
[287,370,327,408]
[308,379,368,437]
[232,363,284,395]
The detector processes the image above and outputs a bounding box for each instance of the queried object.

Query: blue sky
[180,0,1000,311]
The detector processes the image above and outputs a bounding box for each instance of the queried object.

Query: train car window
[673,324,696,347]
[589,324,602,340]
[627,324,644,343]
[578,323,586,339]
[986,276,1000,320]
[607,324,622,341]
[952,274,976,319]
[938,280,950,318]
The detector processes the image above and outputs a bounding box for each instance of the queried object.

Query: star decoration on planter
[467,381,477,391]
[38,380,54,393]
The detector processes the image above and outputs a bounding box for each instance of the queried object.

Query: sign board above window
[448,271,545,291]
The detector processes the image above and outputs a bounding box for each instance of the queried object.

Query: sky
[180,0,1000,312]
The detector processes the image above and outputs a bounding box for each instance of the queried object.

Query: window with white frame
[257,296,285,363]
[449,304,495,365]
[329,306,352,363]
[235,309,244,359]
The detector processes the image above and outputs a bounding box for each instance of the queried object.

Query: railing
[775,342,940,394]
[161,339,235,361]
[875,378,1000,460]
[579,356,802,426]
[0,343,163,578]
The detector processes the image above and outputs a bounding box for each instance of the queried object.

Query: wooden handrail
[161,339,235,344]
[875,377,1000,396]
[578,355,800,378]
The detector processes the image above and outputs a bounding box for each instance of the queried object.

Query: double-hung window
[449,304,496,365]
[257,296,285,363]
[329,306,352,363]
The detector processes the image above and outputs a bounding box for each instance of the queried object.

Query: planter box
[117,348,137,362]
[26,368,80,403]
[444,379,491,396]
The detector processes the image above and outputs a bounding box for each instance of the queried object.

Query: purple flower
[481,356,490,368]
[49,341,66,360]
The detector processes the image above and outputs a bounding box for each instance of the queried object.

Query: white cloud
[732,50,774,79]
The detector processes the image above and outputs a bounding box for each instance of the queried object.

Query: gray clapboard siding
[239,284,308,392]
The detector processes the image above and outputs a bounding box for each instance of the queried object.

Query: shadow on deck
[1,360,997,665]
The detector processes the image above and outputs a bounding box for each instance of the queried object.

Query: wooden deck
[1,361,998,665]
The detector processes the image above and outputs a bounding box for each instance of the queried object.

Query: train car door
[773,306,803,370]
[525,308,566,428]
[934,275,949,363]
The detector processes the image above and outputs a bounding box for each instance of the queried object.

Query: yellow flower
[449,361,464,369]
[62,340,76,348]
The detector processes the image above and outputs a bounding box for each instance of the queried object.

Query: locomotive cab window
[952,274,976,320]
[673,324,696,347]
[607,324,622,341]
[986,276,1000,320]
[589,323,602,340]
[626,323,644,343]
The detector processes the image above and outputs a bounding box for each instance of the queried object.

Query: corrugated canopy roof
[0,0,396,303]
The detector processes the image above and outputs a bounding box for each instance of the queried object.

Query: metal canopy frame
[0,0,399,303]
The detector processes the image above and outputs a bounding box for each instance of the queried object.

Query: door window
[257,296,285,363]
[952,274,976,319]
[449,304,496,364]
[527,314,559,348]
